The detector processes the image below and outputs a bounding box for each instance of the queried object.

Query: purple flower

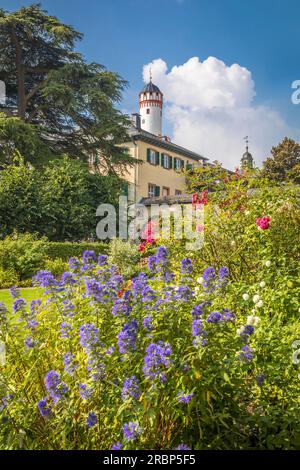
[37,397,52,417]
[177,392,193,403]
[87,353,105,381]
[79,323,100,352]
[98,254,108,266]
[0,394,13,411]
[176,285,193,301]
[82,250,97,264]
[192,318,207,347]
[148,255,156,272]
[240,324,255,338]
[117,320,138,354]
[24,336,35,349]
[174,444,191,450]
[68,257,80,270]
[181,258,193,274]
[111,442,122,450]
[60,321,72,339]
[112,298,132,316]
[240,345,254,363]
[123,421,141,442]
[13,298,26,314]
[60,271,76,286]
[142,341,172,381]
[219,266,229,278]
[9,286,20,299]
[155,246,168,265]
[202,266,216,291]
[206,312,222,323]
[121,376,141,401]
[64,352,77,376]
[79,383,93,400]
[86,412,97,428]
[30,299,41,315]
[221,308,235,322]
[34,270,58,289]
[143,315,153,331]
[45,370,69,402]
[132,273,155,302]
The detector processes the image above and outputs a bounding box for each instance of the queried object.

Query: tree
[0,155,123,241]
[0,113,56,167]
[262,137,300,182]
[185,162,233,193]
[0,4,134,171]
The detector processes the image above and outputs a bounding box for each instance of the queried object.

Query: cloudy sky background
[142,57,299,168]
[3,0,300,169]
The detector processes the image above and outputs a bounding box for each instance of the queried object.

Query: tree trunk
[11,27,26,119]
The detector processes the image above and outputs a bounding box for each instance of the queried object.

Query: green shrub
[45,242,109,261]
[44,258,70,278]
[107,238,141,278]
[0,232,48,284]
[0,268,18,289]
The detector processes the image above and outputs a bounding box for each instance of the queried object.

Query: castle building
[240,137,254,170]
[120,78,208,202]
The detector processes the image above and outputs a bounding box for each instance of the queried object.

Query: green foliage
[107,238,141,278]
[0,232,48,283]
[262,137,300,182]
[0,156,122,241]
[0,4,135,170]
[43,258,69,278]
[0,114,57,167]
[45,242,109,261]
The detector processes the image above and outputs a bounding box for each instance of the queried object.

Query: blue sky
[2,0,300,167]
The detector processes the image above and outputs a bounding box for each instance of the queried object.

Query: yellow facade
[120,139,204,202]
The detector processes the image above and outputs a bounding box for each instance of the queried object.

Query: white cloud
[143,57,299,169]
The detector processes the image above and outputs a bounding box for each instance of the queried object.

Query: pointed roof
[140,81,161,94]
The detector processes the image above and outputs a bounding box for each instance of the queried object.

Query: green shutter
[123,182,129,197]
[173,157,177,169]
[147,148,151,163]
[169,156,172,169]
[186,162,193,170]
[181,160,184,169]
[161,153,164,167]
[156,151,160,165]
[155,185,160,197]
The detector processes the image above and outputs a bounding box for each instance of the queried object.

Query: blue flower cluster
[142,341,172,382]
[121,376,141,401]
[117,320,138,354]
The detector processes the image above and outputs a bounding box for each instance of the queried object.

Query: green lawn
[0,287,43,310]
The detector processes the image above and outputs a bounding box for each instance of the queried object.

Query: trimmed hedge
[45,242,109,261]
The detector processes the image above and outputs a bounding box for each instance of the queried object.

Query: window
[174,158,183,170]
[162,187,170,196]
[175,189,182,196]
[148,184,160,198]
[161,153,171,169]
[147,148,159,165]
[146,108,150,114]
[142,119,145,124]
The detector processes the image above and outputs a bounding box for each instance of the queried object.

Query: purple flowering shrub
[0,247,300,450]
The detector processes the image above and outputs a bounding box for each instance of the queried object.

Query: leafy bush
[0,232,48,284]
[45,242,109,261]
[0,247,299,450]
[43,258,70,278]
[107,238,141,278]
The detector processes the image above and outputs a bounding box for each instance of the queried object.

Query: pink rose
[256,217,271,230]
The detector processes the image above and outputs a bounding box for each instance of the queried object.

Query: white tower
[139,73,163,136]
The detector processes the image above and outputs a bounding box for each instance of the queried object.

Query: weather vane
[244,135,249,150]
[149,67,152,82]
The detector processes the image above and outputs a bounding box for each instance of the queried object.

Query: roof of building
[128,126,208,162]
[140,194,193,206]
[140,81,161,94]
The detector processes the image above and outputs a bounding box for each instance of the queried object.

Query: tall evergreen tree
[0,3,134,171]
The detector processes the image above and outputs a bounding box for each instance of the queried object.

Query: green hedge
[45,242,109,261]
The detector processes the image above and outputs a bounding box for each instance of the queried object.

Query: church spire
[241,136,254,169]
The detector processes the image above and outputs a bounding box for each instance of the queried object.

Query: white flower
[195,287,200,293]
[242,293,249,301]
[197,276,204,284]
[247,315,261,326]
[236,327,243,335]
[260,281,266,288]
[230,240,236,247]
[256,300,263,308]
[265,260,271,267]
[253,294,260,304]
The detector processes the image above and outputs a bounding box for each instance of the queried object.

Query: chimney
[131,113,141,130]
